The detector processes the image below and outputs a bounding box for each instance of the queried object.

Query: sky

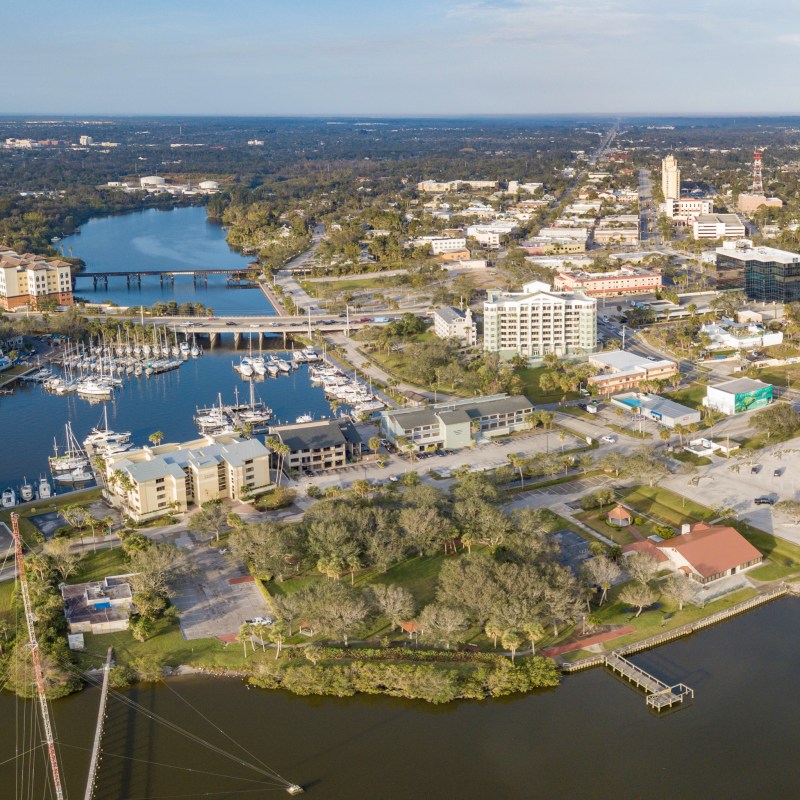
[5,0,800,115]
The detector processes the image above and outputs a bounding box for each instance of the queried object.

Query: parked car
[755,496,775,505]
[774,469,782,477]
[246,616,274,625]
[389,475,399,483]
[751,465,760,474]
[601,435,616,443]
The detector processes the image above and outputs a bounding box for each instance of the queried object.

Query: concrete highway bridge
[74,268,259,288]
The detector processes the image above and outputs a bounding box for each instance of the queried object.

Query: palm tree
[501,629,522,663]
[659,427,671,449]
[507,453,525,487]
[368,436,381,456]
[485,620,503,649]
[523,621,545,656]
[148,431,164,447]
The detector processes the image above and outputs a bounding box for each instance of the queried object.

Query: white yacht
[38,477,52,500]
[55,468,93,484]
[84,407,132,448]
[19,479,34,503]
[1,488,16,508]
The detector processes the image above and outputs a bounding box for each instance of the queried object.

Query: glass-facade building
[715,244,800,302]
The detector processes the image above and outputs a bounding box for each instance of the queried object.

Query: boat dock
[604,652,694,711]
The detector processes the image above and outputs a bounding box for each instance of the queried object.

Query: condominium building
[432,306,477,346]
[692,214,746,240]
[268,418,362,471]
[104,435,271,521]
[483,281,597,359]
[661,155,681,201]
[662,197,713,223]
[412,236,467,254]
[554,266,662,296]
[715,239,800,301]
[0,249,73,310]
[381,393,535,452]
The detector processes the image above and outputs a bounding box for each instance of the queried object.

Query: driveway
[167,529,272,641]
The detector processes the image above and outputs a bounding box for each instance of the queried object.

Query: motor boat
[1,488,16,508]
[38,477,52,500]
[19,479,34,503]
[54,468,93,484]
[295,414,314,424]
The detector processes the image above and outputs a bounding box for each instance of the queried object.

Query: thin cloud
[776,33,800,45]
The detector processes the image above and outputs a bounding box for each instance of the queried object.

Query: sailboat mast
[10,514,66,800]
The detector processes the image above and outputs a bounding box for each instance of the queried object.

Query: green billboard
[734,384,773,414]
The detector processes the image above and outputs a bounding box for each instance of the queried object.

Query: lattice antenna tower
[11,513,66,800]
[752,149,764,194]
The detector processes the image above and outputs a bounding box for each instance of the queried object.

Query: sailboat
[49,422,90,473]
[84,406,132,448]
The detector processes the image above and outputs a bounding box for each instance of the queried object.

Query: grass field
[665,382,708,410]
[721,518,800,581]
[301,275,398,296]
[70,546,129,584]
[576,509,637,546]
[516,367,580,404]
[618,485,714,526]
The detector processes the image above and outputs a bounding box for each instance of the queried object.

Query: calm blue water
[0,347,335,494]
[59,207,274,316]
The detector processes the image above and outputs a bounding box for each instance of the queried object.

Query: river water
[59,206,274,316]
[0,597,797,799]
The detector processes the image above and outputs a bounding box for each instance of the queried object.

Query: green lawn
[0,580,16,619]
[664,383,708,410]
[516,367,580,404]
[606,423,652,439]
[301,275,397,296]
[618,485,714,527]
[365,552,447,607]
[722,518,800,581]
[576,508,636,546]
[70,546,129,584]
[672,450,712,467]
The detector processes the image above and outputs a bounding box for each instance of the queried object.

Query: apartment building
[715,239,800,301]
[381,394,535,452]
[416,180,498,192]
[662,197,713,223]
[432,306,477,346]
[661,155,681,201]
[588,350,678,395]
[692,214,746,240]
[412,236,467,254]
[554,266,661,296]
[0,249,73,310]
[104,435,270,521]
[593,215,640,246]
[483,281,597,359]
[268,419,362,471]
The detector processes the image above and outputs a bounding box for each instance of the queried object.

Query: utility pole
[11,513,65,800]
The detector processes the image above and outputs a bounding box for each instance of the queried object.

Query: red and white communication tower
[752,149,764,194]
[11,513,66,800]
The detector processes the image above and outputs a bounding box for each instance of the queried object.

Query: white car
[601,435,616,443]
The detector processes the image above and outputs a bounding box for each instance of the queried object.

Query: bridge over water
[74,268,259,288]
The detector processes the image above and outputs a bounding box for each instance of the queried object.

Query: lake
[0,597,796,799]
[59,206,275,316]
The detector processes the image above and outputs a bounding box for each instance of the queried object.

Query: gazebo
[607,504,632,527]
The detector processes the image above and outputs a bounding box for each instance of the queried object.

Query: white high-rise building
[482,281,597,359]
[661,155,681,201]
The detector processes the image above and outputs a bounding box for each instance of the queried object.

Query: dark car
[774,469,782,477]
[755,496,775,505]
[751,465,760,474]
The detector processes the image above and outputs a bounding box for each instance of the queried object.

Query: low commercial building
[692,214,746,240]
[588,350,678,395]
[483,281,597,359]
[416,180,498,192]
[62,575,134,635]
[268,418,362,471]
[737,193,782,213]
[521,237,586,255]
[703,378,773,416]
[610,393,701,428]
[699,320,782,351]
[412,236,467,254]
[381,393,535,452]
[432,306,477,346]
[105,435,271,521]
[554,266,661,296]
[0,248,73,310]
[593,216,640,246]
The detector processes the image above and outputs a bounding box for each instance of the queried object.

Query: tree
[368,583,414,631]
[269,620,288,659]
[659,428,671,448]
[273,593,302,636]
[191,500,228,543]
[501,629,522,663]
[585,555,621,605]
[620,583,658,617]
[368,436,381,455]
[148,430,164,447]
[522,620,545,656]
[45,538,79,581]
[129,543,187,597]
[130,616,154,642]
[750,403,800,441]
[418,603,469,650]
[663,573,696,611]
[299,581,371,646]
[625,552,660,586]
[61,504,90,532]
[507,453,526,487]
[485,619,503,649]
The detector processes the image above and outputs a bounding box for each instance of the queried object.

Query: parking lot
[167,529,272,641]
[553,529,593,575]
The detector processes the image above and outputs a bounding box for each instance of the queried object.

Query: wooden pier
[604,652,694,711]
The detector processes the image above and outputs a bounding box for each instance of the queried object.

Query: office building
[554,266,661,297]
[715,240,800,301]
[381,394,535,452]
[483,281,597,359]
[588,350,678,395]
[692,214,746,240]
[662,198,713,223]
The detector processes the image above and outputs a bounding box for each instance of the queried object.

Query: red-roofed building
[607,504,632,527]
[623,523,763,584]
